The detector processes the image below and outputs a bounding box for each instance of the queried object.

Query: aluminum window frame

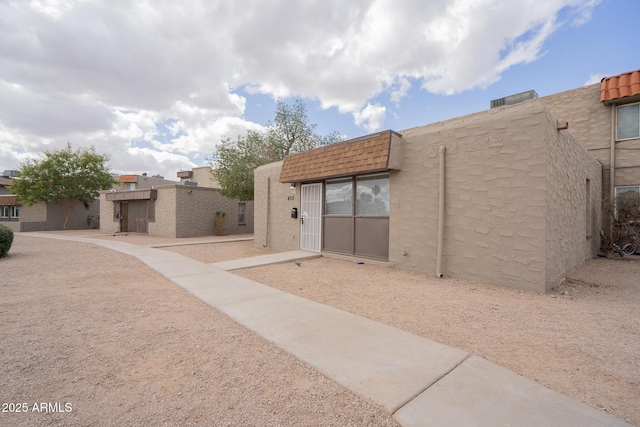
[616,102,640,141]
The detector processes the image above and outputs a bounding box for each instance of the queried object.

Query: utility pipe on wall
[436,146,446,279]
[610,107,616,209]
[263,176,270,248]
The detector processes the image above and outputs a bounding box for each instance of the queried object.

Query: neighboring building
[541,69,640,208]
[1,172,20,231]
[0,169,102,232]
[111,173,174,192]
[176,165,221,188]
[100,167,254,238]
[0,188,20,231]
[255,96,603,293]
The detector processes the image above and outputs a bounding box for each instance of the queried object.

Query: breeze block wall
[254,161,300,252]
[391,100,600,293]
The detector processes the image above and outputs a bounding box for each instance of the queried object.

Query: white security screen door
[300,183,322,252]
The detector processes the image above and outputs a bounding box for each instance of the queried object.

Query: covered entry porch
[105,189,156,234]
[281,130,402,261]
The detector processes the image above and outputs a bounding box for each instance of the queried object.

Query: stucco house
[252,68,640,293]
[543,69,640,209]
[100,166,254,238]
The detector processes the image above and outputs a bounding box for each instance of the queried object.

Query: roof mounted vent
[490,90,538,109]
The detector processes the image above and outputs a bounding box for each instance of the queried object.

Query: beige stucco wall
[20,200,99,231]
[392,100,601,292]
[544,110,602,291]
[99,192,119,234]
[102,184,252,238]
[188,166,220,188]
[253,100,602,293]
[254,161,300,252]
[171,185,253,238]
[19,201,47,224]
[111,175,176,191]
[46,200,100,230]
[391,101,551,292]
[147,186,177,237]
[541,83,640,201]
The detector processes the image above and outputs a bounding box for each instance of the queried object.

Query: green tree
[10,143,116,230]
[213,130,269,201]
[212,99,341,200]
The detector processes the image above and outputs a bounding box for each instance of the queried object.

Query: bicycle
[613,241,636,256]
[614,227,639,256]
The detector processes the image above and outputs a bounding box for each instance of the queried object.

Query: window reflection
[325,179,352,215]
[356,175,389,216]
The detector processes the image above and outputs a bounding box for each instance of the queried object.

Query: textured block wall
[20,201,47,222]
[542,82,639,212]
[169,186,254,238]
[541,84,610,155]
[391,101,553,292]
[544,109,602,291]
[148,186,177,237]
[254,161,300,252]
[99,193,119,234]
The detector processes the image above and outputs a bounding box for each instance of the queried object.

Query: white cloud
[354,103,387,133]
[0,0,601,175]
[585,73,606,86]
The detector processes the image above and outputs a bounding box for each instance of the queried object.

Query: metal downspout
[610,107,616,209]
[436,146,446,278]
[263,176,270,248]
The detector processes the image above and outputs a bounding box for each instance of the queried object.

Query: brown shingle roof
[0,195,19,206]
[279,130,401,183]
[600,69,640,104]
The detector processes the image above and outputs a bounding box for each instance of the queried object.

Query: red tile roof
[279,130,400,183]
[600,69,640,104]
[119,174,137,183]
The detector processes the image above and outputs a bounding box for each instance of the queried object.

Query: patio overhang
[279,130,403,183]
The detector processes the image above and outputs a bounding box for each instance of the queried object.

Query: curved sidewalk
[21,232,632,427]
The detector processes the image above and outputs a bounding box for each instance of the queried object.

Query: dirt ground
[1,232,639,426]
[0,234,396,427]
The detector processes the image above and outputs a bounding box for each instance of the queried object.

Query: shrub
[0,224,14,258]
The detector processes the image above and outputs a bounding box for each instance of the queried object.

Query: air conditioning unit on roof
[490,90,538,109]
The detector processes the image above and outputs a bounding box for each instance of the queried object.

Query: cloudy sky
[1,0,638,180]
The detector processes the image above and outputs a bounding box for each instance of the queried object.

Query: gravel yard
[1,231,638,426]
[0,235,396,427]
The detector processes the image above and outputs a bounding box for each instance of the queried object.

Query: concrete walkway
[19,232,632,427]
[211,249,320,270]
